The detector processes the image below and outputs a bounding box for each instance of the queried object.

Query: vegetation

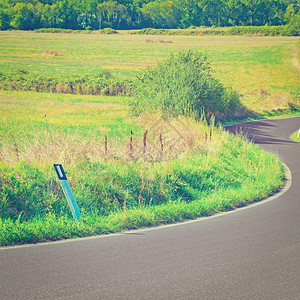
[0,91,285,246]
[131,28,227,36]
[132,22,300,37]
[0,30,298,245]
[34,27,118,34]
[290,129,300,142]
[131,50,243,121]
[0,31,299,115]
[0,0,299,31]
[0,69,132,96]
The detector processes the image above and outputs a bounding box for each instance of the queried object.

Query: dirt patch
[43,50,64,56]
[145,39,173,43]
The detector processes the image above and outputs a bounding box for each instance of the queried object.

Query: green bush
[131,28,226,36]
[132,28,172,35]
[130,50,243,121]
[98,28,118,34]
[34,28,74,33]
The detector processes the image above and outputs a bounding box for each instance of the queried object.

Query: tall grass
[0,112,285,245]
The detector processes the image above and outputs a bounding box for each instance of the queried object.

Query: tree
[285,3,300,23]
[172,0,201,28]
[11,3,42,30]
[0,2,12,30]
[97,1,130,29]
[198,0,227,27]
[226,0,248,26]
[78,0,99,29]
[141,1,179,28]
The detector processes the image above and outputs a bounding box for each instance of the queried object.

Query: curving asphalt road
[1,116,300,300]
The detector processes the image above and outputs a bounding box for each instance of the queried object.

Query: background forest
[0,0,299,31]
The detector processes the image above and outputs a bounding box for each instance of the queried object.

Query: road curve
[1,117,300,300]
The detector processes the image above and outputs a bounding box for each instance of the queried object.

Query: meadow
[0,31,297,245]
[1,31,299,113]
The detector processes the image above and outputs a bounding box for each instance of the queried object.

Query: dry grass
[0,113,222,166]
[43,49,64,56]
[145,39,173,43]
[243,90,299,113]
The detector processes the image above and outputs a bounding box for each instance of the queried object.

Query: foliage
[227,23,299,36]
[140,0,179,29]
[99,27,118,34]
[131,28,226,35]
[34,27,118,34]
[131,50,243,121]
[0,69,132,96]
[283,13,300,36]
[0,0,299,30]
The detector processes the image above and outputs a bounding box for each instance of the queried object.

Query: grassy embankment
[290,129,300,142]
[0,90,285,246]
[0,31,296,246]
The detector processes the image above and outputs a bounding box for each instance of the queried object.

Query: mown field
[1,31,299,113]
[0,31,297,246]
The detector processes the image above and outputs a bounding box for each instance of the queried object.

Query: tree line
[0,0,299,30]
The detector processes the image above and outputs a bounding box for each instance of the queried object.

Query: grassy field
[1,32,299,97]
[0,31,295,245]
[1,31,299,115]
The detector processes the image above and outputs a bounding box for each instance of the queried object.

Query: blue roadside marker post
[53,164,81,222]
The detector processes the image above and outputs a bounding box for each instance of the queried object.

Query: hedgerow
[0,70,132,96]
[34,28,118,34]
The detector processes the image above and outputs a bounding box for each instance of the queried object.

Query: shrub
[98,28,118,34]
[34,28,74,33]
[130,50,243,121]
[131,28,226,36]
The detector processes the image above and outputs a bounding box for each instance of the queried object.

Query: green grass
[0,31,299,114]
[0,32,298,86]
[290,129,300,142]
[0,134,285,246]
[0,91,286,246]
[0,90,139,141]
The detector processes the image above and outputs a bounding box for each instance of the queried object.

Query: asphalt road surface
[1,116,299,300]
